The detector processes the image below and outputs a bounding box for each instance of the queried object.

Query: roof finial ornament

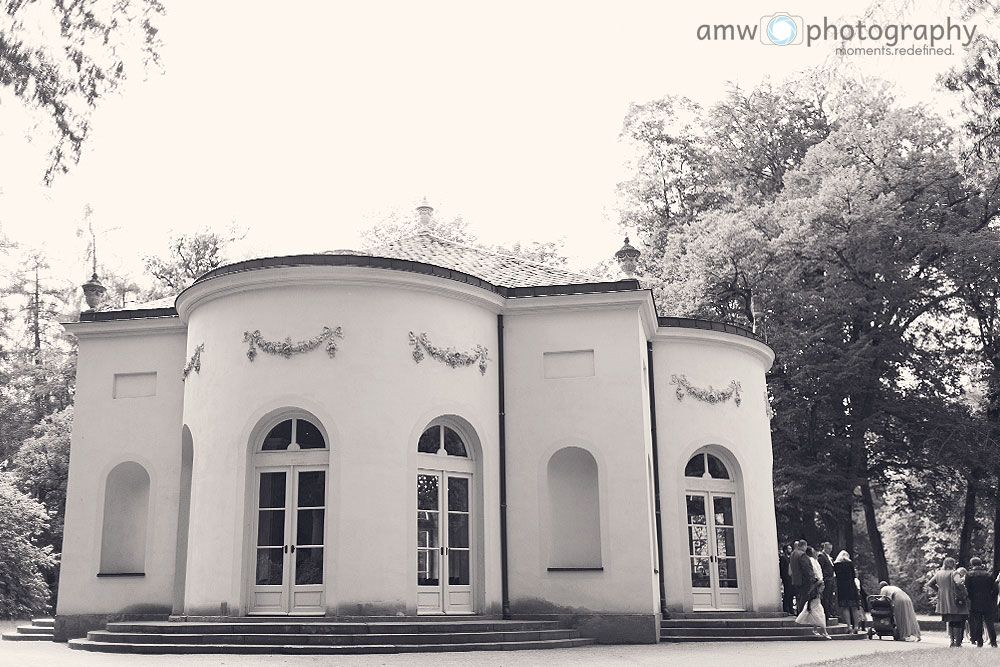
[416,197,434,227]
[614,236,641,278]
[80,206,106,313]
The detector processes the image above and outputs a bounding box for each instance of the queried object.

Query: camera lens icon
[760,13,803,45]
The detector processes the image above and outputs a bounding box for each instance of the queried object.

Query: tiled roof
[106,233,601,314]
[368,232,599,288]
[128,295,176,310]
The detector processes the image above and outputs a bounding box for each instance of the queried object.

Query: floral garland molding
[409,331,489,375]
[670,374,742,407]
[244,326,343,362]
[182,343,204,380]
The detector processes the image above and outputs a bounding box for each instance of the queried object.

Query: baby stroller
[867,594,895,640]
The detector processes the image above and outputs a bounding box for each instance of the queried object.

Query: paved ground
[0,620,949,667]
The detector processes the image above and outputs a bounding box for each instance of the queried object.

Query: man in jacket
[965,557,999,647]
[780,544,795,615]
[790,540,818,615]
[818,542,837,618]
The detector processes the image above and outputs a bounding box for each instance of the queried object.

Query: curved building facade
[57,233,778,643]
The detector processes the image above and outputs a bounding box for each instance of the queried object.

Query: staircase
[660,612,868,642]
[2,618,55,641]
[68,616,594,654]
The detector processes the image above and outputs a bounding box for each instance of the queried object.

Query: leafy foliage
[0,0,165,183]
[620,75,1000,583]
[143,228,243,297]
[0,472,54,618]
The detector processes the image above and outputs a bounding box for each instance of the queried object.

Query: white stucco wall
[651,329,779,613]
[503,299,660,616]
[177,267,503,616]
[58,321,187,616]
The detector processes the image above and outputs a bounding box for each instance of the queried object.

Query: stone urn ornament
[82,273,106,312]
[614,237,641,277]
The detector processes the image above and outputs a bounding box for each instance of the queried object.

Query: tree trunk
[994,471,1000,575]
[845,494,856,557]
[860,480,890,583]
[987,362,999,573]
[33,266,42,360]
[958,473,979,567]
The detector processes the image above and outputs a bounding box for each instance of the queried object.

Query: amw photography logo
[762,13,802,46]
[697,14,978,56]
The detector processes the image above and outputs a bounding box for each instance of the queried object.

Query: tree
[360,208,477,248]
[941,31,1000,571]
[360,207,573,269]
[617,95,715,262]
[622,81,987,583]
[12,405,72,605]
[708,81,830,204]
[13,406,72,549]
[143,228,242,297]
[0,472,54,618]
[0,0,165,183]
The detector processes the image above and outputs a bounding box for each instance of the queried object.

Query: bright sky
[0,0,980,288]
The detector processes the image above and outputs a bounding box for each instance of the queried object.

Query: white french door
[686,491,743,610]
[251,465,326,614]
[416,470,473,614]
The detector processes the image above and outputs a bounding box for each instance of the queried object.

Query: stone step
[660,632,867,642]
[15,625,56,635]
[661,618,802,628]
[660,626,849,638]
[106,620,561,635]
[170,614,502,623]
[668,612,786,619]
[0,625,53,642]
[87,629,580,646]
[68,637,596,654]
[31,618,55,628]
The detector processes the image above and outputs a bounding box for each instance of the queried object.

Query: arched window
[261,418,326,451]
[684,452,730,480]
[547,447,601,568]
[417,425,467,457]
[100,461,150,574]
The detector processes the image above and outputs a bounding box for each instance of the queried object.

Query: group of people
[779,540,920,640]
[928,556,1000,648]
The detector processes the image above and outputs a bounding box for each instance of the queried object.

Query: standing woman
[928,556,970,647]
[833,551,861,633]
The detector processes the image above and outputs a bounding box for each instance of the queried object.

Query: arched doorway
[416,421,476,614]
[684,449,744,611]
[248,413,330,615]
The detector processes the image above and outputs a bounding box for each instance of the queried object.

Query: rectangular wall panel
[543,350,595,379]
[113,372,157,399]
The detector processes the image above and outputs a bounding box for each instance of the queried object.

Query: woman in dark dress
[833,550,861,633]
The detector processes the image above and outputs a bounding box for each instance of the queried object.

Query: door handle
[291,545,296,553]
[440,546,445,556]
[283,545,288,553]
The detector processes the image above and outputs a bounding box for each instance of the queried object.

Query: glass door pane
[293,470,325,585]
[256,471,287,585]
[417,473,441,586]
[713,495,738,588]
[447,476,470,586]
[686,494,710,588]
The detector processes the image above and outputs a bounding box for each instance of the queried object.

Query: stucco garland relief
[670,374,742,407]
[182,343,204,380]
[243,326,344,362]
[408,331,489,375]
